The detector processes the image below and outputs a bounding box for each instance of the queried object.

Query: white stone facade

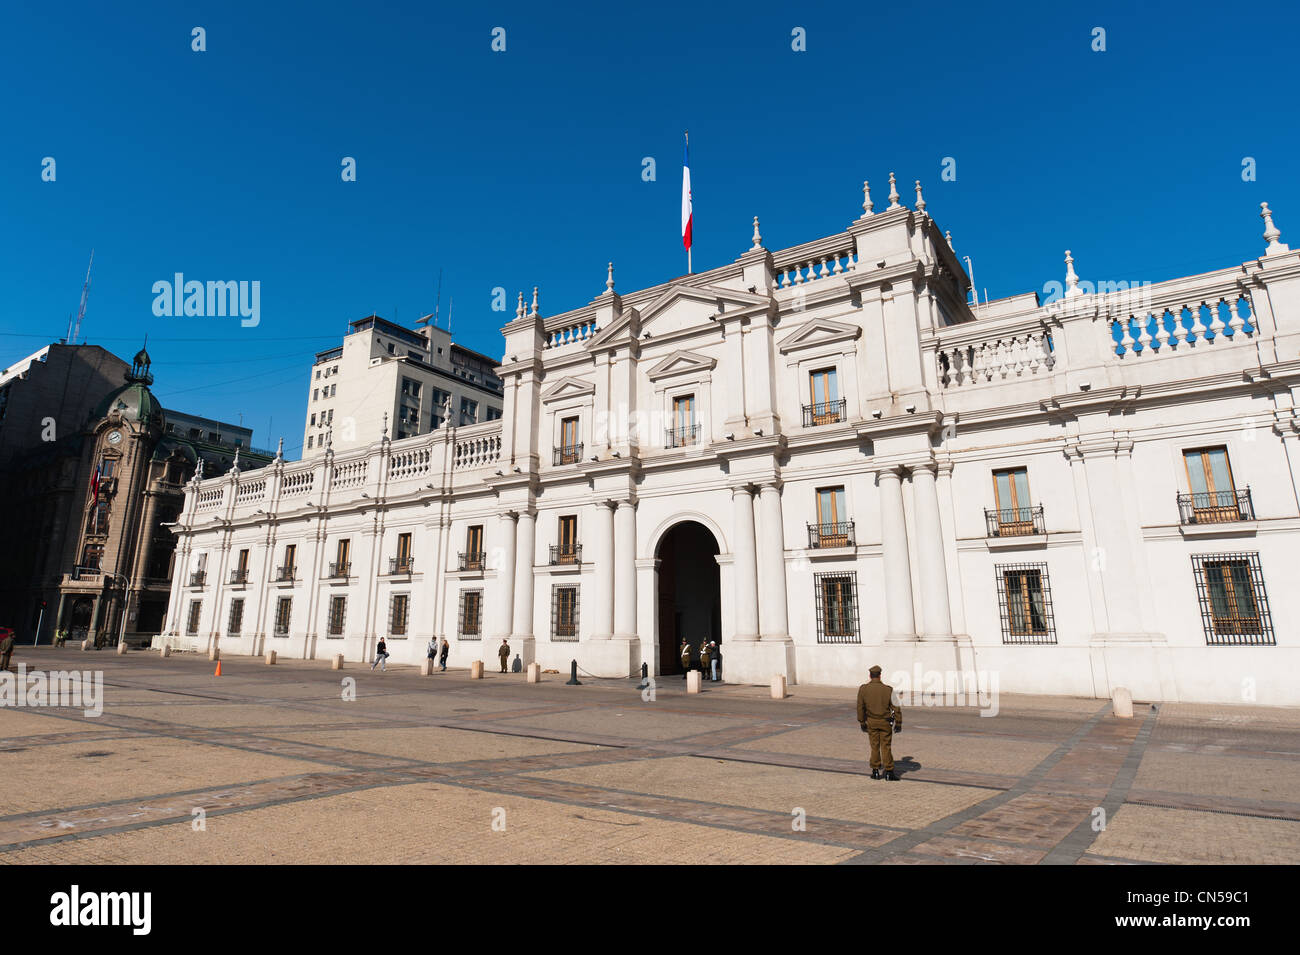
[163,186,1300,706]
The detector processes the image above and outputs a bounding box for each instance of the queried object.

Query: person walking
[371,637,389,672]
[709,641,720,682]
[439,637,450,672]
[856,665,903,780]
[427,637,438,668]
[498,638,510,673]
[699,641,712,682]
[679,639,690,679]
[0,627,15,673]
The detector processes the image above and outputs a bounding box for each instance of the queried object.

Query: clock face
[107,431,123,445]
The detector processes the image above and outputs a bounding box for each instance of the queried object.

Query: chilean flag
[88,463,101,505]
[681,135,693,253]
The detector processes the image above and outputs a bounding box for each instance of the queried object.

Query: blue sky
[2,0,1294,458]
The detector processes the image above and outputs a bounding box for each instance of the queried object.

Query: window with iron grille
[389,593,410,637]
[995,563,1056,644]
[274,597,292,636]
[327,596,347,636]
[551,584,580,641]
[458,589,483,639]
[186,600,202,635]
[814,572,860,643]
[227,598,244,636]
[1191,552,1275,646]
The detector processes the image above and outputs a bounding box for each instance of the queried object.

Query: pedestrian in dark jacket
[439,638,450,671]
[371,638,389,671]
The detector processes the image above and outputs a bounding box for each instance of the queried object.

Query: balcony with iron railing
[807,521,855,549]
[665,424,701,448]
[549,544,582,565]
[189,571,206,587]
[229,569,249,585]
[275,565,296,582]
[1178,488,1254,525]
[802,398,846,428]
[553,443,584,466]
[388,557,415,575]
[985,505,1045,538]
[327,562,351,578]
[71,565,103,581]
[458,552,486,572]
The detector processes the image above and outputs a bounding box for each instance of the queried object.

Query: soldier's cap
[869,665,882,676]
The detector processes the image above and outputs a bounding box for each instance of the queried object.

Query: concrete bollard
[265,650,277,665]
[117,642,128,655]
[420,658,434,676]
[331,653,344,670]
[527,662,541,683]
[208,647,220,662]
[686,670,702,694]
[771,674,787,700]
[159,645,171,658]
[470,660,484,679]
[1112,686,1134,719]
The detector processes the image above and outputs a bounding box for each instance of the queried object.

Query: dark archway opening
[656,521,721,676]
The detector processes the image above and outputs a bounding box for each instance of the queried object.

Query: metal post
[33,607,44,647]
[566,659,581,686]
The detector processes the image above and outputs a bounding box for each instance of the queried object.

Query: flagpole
[684,130,692,275]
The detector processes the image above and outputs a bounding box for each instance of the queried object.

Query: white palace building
[162,179,1300,706]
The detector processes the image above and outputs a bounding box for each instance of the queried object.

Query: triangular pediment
[540,376,596,403]
[777,317,862,354]
[646,349,718,382]
[639,283,769,327]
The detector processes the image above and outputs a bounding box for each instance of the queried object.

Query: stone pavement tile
[733,723,1057,776]
[1091,804,1300,864]
[1157,703,1300,728]
[529,755,996,828]
[0,736,342,815]
[0,710,116,738]
[1132,750,1300,804]
[905,834,1049,864]
[0,783,857,865]
[275,726,599,763]
[115,703,370,729]
[351,692,573,719]
[944,793,1099,848]
[491,708,747,742]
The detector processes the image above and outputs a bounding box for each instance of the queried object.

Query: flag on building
[88,462,101,505]
[681,134,693,259]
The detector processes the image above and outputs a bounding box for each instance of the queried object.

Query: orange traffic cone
[214,661,223,676]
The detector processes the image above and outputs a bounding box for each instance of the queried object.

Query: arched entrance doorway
[656,521,721,676]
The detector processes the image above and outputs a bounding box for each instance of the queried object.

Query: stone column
[911,463,953,639]
[491,512,517,642]
[731,486,759,641]
[756,483,789,639]
[613,500,637,638]
[511,510,536,639]
[877,468,916,639]
[590,501,615,639]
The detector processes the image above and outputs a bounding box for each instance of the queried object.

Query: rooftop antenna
[418,268,443,328]
[447,296,453,335]
[71,249,94,345]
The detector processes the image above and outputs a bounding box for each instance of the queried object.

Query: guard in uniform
[856,664,902,780]
[498,638,511,673]
[679,639,691,678]
[699,641,712,680]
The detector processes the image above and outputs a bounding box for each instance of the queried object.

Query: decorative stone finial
[862,180,874,216]
[605,262,615,294]
[752,216,762,249]
[530,286,539,319]
[914,180,927,214]
[381,413,388,440]
[887,173,901,211]
[275,436,283,462]
[945,230,954,250]
[231,446,240,474]
[515,292,524,320]
[1064,250,1082,298]
[1262,202,1290,256]
[196,458,204,481]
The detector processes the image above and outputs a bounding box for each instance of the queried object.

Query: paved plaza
[2,648,1298,865]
